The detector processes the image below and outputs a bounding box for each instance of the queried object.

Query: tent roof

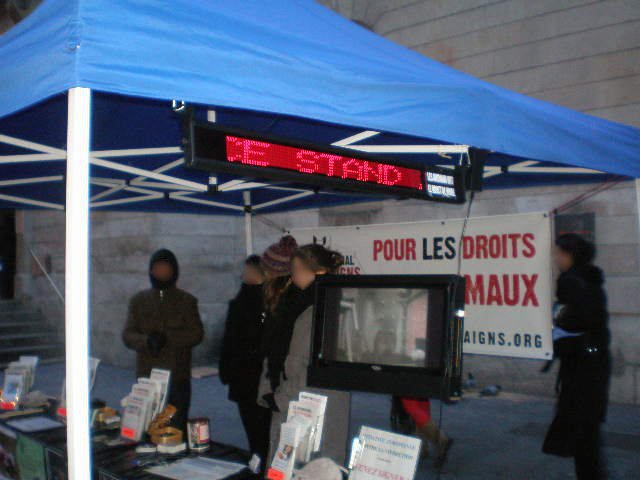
[0,0,638,215]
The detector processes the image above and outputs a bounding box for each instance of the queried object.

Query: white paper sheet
[6,415,64,433]
[146,457,246,480]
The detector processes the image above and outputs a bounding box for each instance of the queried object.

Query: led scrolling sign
[185,123,465,203]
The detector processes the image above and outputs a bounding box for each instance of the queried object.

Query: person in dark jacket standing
[543,234,611,480]
[123,249,204,432]
[219,255,271,469]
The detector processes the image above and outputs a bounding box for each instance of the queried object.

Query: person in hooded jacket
[543,234,611,480]
[219,254,271,469]
[122,249,204,432]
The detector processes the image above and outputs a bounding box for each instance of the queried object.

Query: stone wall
[15,210,245,368]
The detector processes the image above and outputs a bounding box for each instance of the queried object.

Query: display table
[0,414,256,480]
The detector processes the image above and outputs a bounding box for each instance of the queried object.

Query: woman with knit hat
[259,243,351,469]
[260,235,298,316]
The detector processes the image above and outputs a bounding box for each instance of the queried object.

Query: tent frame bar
[243,191,253,255]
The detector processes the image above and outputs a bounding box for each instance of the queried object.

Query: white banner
[290,212,553,359]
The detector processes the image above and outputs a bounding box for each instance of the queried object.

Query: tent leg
[243,191,253,256]
[65,87,92,480]
[636,179,640,241]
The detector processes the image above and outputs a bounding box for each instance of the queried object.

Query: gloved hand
[261,393,279,413]
[147,331,168,356]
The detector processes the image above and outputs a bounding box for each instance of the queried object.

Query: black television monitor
[308,275,465,401]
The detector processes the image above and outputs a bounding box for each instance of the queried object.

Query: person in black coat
[543,234,611,480]
[219,255,271,469]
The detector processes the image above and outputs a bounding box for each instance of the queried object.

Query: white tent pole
[65,87,92,480]
[636,179,640,241]
[244,190,253,256]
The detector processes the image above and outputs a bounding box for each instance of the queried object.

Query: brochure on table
[120,368,171,442]
[348,426,421,480]
[1,356,40,409]
[267,391,328,480]
[6,416,63,433]
[146,456,246,480]
[150,368,171,411]
[59,357,101,411]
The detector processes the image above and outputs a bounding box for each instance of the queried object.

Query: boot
[414,426,429,458]
[420,421,454,468]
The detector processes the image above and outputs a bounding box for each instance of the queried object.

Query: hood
[149,248,179,290]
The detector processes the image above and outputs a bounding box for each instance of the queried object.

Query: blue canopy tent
[1,0,639,478]
[1,0,639,217]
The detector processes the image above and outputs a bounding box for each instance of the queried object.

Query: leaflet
[298,392,327,452]
[137,377,162,418]
[120,395,147,442]
[268,420,305,480]
[131,383,155,431]
[349,426,421,480]
[6,415,63,433]
[1,373,25,408]
[287,401,320,463]
[150,368,171,411]
[146,457,246,480]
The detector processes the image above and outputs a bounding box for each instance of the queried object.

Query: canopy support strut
[65,87,92,480]
[636,179,640,243]
[244,191,253,256]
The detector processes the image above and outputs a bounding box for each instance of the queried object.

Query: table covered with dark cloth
[0,414,257,480]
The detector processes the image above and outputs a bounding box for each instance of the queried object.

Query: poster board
[291,212,553,359]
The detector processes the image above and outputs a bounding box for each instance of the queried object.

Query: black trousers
[167,378,191,433]
[236,399,272,468]
[574,422,604,480]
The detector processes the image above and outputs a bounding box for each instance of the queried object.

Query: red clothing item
[401,398,431,428]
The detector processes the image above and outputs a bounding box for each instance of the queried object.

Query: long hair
[263,275,292,314]
[292,244,344,274]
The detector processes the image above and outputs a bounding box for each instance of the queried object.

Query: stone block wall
[15,210,245,368]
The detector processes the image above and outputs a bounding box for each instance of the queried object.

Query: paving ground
[7,363,639,479]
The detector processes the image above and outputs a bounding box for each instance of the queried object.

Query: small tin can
[187,417,210,453]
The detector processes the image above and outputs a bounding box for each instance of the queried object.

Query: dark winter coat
[543,265,611,457]
[219,283,266,402]
[260,282,315,394]
[122,250,204,382]
[258,306,351,466]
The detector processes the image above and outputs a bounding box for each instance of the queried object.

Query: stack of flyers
[268,421,306,480]
[17,356,38,391]
[137,377,162,418]
[130,383,155,432]
[298,392,327,453]
[286,401,321,463]
[120,395,147,442]
[0,373,25,409]
[150,369,171,411]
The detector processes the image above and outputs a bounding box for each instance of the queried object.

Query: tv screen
[309,275,465,400]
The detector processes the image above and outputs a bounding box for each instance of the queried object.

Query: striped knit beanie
[261,235,298,277]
